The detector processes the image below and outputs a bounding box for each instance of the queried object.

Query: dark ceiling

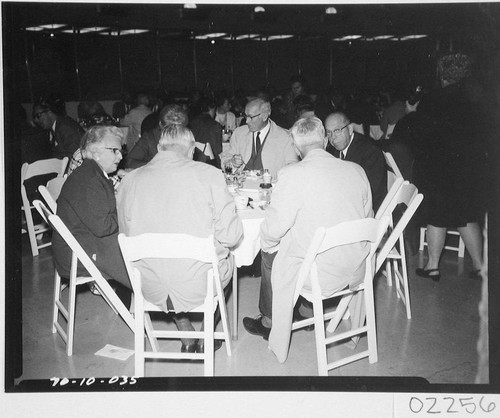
[8,2,500,39]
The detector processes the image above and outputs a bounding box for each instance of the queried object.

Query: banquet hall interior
[4,2,499,388]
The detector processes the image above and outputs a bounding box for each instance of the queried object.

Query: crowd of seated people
[22,52,490,364]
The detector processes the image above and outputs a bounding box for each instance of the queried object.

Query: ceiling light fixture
[373,35,395,40]
[194,32,227,40]
[120,29,150,35]
[332,35,362,41]
[254,6,265,13]
[183,3,197,8]
[39,24,66,30]
[235,34,260,40]
[400,34,428,41]
[79,27,109,34]
[267,35,294,40]
[325,7,337,15]
[25,26,44,31]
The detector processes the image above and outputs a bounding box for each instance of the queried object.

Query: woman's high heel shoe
[416,268,441,282]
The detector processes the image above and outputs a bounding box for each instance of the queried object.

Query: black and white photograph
[3,1,500,416]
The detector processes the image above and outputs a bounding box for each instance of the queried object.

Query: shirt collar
[255,121,271,139]
[341,132,355,158]
[51,119,57,131]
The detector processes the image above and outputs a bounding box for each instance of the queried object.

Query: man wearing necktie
[220,98,298,179]
[32,95,84,160]
[325,111,387,212]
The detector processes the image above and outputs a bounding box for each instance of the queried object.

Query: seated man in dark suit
[188,98,222,167]
[32,94,84,160]
[52,126,131,293]
[325,111,387,212]
[126,103,206,169]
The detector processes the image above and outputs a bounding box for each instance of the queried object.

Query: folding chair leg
[24,205,39,257]
[67,277,77,356]
[52,271,62,333]
[458,236,465,258]
[312,296,328,376]
[204,278,215,377]
[393,258,401,295]
[419,227,426,252]
[144,312,159,352]
[135,303,145,377]
[400,245,412,319]
[232,263,238,340]
[214,270,232,356]
[364,285,378,364]
[385,259,393,287]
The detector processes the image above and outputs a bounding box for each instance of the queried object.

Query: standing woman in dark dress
[415,53,485,281]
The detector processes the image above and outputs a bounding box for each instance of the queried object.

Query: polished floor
[16,233,485,384]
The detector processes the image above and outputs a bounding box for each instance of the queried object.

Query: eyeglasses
[33,110,49,119]
[103,147,122,155]
[326,123,349,137]
[243,112,262,121]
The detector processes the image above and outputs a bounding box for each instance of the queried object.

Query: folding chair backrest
[195,142,215,160]
[21,157,69,184]
[294,216,391,303]
[383,151,403,178]
[375,176,404,220]
[376,183,423,270]
[352,123,365,135]
[379,180,418,223]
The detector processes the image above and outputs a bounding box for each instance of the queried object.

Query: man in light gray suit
[243,117,373,363]
[220,98,298,180]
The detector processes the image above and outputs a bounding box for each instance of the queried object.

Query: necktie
[255,132,261,155]
[340,152,345,160]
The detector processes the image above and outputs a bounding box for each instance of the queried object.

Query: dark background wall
[16,31,441,102]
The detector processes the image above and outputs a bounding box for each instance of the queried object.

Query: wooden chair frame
[291,216,391,376]
[32,200,134,356]
[375,181,424,319]
[21,157,68,256]
[118,232,232,377]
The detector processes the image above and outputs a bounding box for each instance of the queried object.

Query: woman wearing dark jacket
[414,53,486,281]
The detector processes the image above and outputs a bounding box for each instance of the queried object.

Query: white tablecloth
[230,178,267,267]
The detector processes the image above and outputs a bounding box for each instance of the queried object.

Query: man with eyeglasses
[52,126,131,298]
[32,95,84,160]
[325,111,387,212]
[220,98,298,179]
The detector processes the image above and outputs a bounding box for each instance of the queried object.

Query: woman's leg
[423,224,447,272]
[457,222,483,271]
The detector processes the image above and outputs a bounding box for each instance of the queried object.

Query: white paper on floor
[95,344,134,361]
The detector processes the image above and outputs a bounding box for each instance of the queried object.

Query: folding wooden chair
[375,181,424,319]
[21,157,68,256]
[291,216,391,375]
[419,227,465,258]
[118,232,232,377]
[195,141,215,160]
[38,175,67,213]
[32,200,134,355]
[383,151,403,191]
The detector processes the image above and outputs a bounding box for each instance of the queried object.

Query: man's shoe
[181,340,198,353]
[196,339,223,353]
[243,315,271,340]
